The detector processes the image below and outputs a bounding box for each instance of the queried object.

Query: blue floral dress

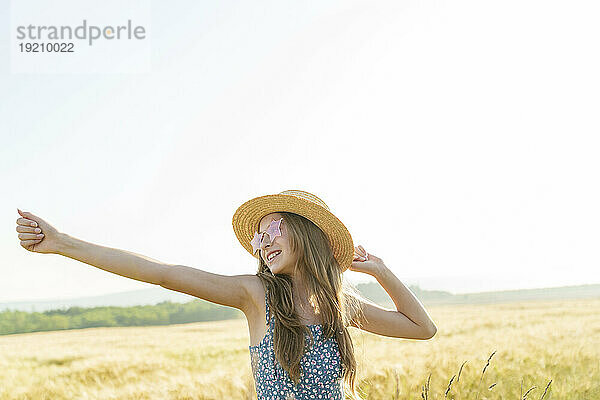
[249,289,344,400]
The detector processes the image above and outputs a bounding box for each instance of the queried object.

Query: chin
[268,261,291,275]
[269,265,283,274]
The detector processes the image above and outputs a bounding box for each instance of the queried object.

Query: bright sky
[2,0,599,303]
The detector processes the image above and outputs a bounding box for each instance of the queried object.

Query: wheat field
[1,298,598,399]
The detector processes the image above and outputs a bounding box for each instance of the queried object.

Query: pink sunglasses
[251,218,283,255]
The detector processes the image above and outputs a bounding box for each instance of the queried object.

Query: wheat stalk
[444,374,456,399]
[539,380,552,400]
[410,353,552,400]
[394,369,399,399]
[420,373,431,400]
[475,350,496,400]
[456,361,467,383]
[522,385,536,399]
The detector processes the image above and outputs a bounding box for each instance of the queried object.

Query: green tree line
[0,300,243,336]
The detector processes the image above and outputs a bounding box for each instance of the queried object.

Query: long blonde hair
[255,211,365,400]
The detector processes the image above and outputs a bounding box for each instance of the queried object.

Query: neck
[291,273,309,302]
[291,275,321,323]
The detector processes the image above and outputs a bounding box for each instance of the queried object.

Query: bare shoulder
[243,274,266,313]
[239,275,269,334]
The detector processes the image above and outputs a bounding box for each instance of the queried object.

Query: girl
[16,189,437,400]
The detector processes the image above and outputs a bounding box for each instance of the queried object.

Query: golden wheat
[0,298,598,399]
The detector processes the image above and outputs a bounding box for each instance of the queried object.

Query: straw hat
[232,190,354,272]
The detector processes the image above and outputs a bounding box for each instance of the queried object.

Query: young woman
[16,189,437,400]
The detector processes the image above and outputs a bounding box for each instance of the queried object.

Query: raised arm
[16,209,253,313]
[349,245,437,340]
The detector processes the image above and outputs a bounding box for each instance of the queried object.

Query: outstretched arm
[16,209,253,313]
[57,234,166,285]
[59,235,253,312]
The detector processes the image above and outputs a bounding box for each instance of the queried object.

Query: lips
[266,250,281,263]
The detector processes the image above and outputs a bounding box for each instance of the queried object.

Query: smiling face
[257,212,296,275]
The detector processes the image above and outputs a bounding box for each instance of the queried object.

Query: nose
[260,234,272,255]
[261,235,271,249]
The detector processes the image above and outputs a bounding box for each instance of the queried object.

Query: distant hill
[0,287,195,313]
[356,282,600,308]
[2,282,599,314]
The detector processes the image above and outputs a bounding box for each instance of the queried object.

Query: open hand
[350,245,385,276]
[16,209,63,254]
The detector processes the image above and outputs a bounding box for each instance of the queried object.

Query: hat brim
[232,194,354,272]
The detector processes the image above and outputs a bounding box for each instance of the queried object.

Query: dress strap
[264,288,270,324]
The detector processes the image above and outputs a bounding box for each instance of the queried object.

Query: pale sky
[2,0,599,303]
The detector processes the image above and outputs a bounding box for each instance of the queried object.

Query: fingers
[17,209,44,250]
[16,217,38,227]
[20,238,43,248]
[18,209,37,219]
[354,245,367,261]
[355,245,367,257]
[16,225,42,234]
[18,232,44,240]
[17,209,38,225]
